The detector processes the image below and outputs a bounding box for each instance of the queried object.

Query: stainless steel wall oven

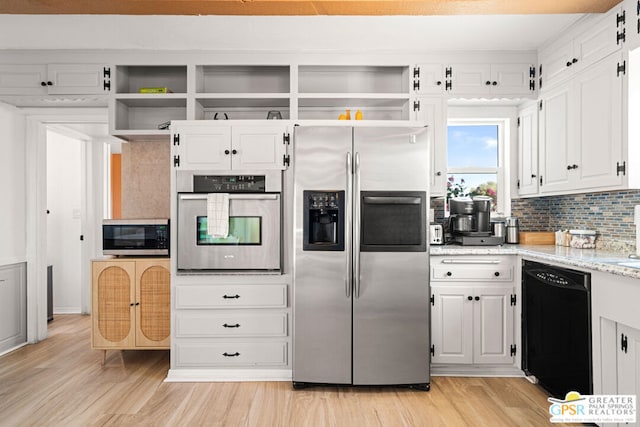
[176,170,282,272]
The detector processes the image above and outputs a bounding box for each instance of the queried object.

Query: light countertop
[430,244,640,280]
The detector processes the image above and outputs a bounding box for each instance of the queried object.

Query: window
[446,118,509,216]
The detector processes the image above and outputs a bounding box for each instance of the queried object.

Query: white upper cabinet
[517,103,539,197]
[412,64,446,95]
[172,122,289,171]
[446,63,535,97]
[539,5,625,90]
[624,0,640,49]
[538,52,625,195]
[413,96,447,197]
[0,63,109,96]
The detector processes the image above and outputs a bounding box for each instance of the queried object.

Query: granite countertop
[430,244,640,280]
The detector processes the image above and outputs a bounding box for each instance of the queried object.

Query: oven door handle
[179,194,279,201]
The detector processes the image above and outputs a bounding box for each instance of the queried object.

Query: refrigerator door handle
[354,152,361,299]
[345,152,352,298]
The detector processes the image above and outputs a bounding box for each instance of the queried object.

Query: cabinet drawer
[175,341,287,367]
[431,258,513,281]
[175,312,287,337]
[175,284,287,309]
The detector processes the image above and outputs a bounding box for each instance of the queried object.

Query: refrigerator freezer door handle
[345,152,352,298]
[354,152,361,299]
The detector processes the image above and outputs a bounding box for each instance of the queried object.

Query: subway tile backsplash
[511,190,640,252]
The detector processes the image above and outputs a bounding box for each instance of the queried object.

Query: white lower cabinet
[592,270,640,427]
[430,256,517,372]
[172,282,290,375]
[0,263,26,354]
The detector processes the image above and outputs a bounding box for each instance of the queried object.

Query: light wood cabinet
[0,263,26,354]
[91,258,170,351]
[171,121,289,170]
[430,256,516,368]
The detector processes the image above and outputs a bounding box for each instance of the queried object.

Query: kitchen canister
[505,216,519,244]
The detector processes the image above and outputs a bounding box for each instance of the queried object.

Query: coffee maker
[448,196,504,245]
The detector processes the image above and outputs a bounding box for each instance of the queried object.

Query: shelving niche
[297,65,411,120]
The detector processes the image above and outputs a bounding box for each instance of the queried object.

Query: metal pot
[451,214,474,233]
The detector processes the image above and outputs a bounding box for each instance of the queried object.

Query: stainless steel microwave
[102,219,170,256]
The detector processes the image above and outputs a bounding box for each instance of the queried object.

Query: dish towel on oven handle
[207,193,229,238]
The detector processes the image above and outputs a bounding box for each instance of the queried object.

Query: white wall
[0,103,26,266]
[46,130,82,313]
[0,14,582,52]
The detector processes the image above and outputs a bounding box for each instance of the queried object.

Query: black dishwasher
[522,260,592,398]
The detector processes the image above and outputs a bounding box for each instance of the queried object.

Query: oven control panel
[193,175,266,193]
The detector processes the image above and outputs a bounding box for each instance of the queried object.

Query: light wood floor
[0,315,576,426]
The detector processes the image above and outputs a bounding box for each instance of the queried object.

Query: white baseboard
[431,365,524,377]
[0,341,28,357]
[165,368,293,383]
[53,307,81,314]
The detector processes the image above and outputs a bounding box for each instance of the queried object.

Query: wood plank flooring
[0,315,575,426]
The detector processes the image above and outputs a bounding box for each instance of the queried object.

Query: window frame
[446,111,512,217]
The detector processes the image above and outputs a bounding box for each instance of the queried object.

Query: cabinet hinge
[617,28,627,45]
[445,80,452,91]
[173,155,180,168]
[445,66,452,78]
[510,294,517,306]
[413,80,420,91]
[413,100,420,112]
[517,179,520,190]
[283,154,290,167]
[540,175,543,186]
[617,161,626,176]
[529,80,535,91]
[510,344,517,357]
[430,294,434,306]
[173,133,180,146]
[621,333,628,353]
[103,80,111,91]
[539,100,543,111]
[617,60,627,77]
[618,9,626,26]
[283,132,290,144]
[103,67,111,79]
[413,66,420,78]
[529,66,536,78]
[517,117,520,127]
[430,344,435,356]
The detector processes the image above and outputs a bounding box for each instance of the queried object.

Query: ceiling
[0,0,622,16]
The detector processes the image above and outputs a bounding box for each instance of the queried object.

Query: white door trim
[24,107,109,343]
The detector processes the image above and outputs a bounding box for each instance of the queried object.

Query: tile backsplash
[511,190,640,252]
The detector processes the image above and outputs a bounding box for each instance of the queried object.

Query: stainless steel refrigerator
[292,125,430,390]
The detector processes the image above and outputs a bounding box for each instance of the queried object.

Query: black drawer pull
[223,323,240,328]
[223,294,240,299]
[223,352,240,357]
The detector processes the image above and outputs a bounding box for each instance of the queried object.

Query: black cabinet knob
[446,271,452,277]
[531,174,536,178]
[232,149,237,155]
[494,271,500,277]
[572,58,578,64]
[436,171,442,176]
[485,81,492,85]
[224,149,230,155]
[467,296,473,301]
[436,81,442,85]
[47,81,53,86]
[40,81,47,87]
[492,81,497,86]
[567,61,573,67]
[474,296,480,301]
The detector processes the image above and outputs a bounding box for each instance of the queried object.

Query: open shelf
[196,65,290,94]
[114,97,187,132]
[298,66,410,94]
[115,66,187,94]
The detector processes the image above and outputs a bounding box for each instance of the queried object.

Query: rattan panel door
[91,261,136,348]
[135,259,170,348]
